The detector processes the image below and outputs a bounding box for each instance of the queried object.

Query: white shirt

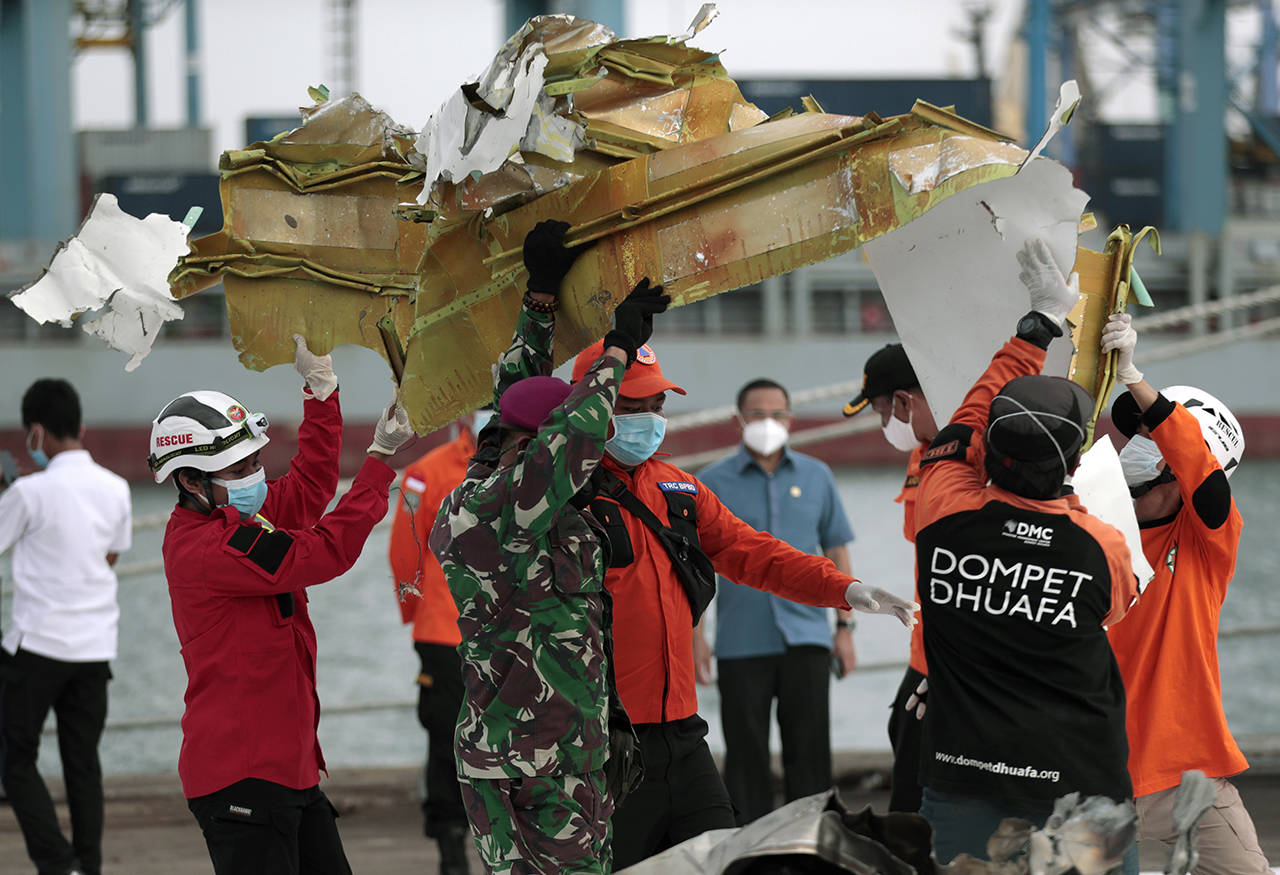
[0,450,131,661]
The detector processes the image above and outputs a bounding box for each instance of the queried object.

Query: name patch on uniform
[920,424,973,466]
[227,525,294,575]
[657,481,698,494]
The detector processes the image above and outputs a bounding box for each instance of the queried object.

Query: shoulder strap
[596,468,671,536]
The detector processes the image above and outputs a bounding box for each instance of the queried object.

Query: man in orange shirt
[569,341,917,869]
[389,410,491,875]
[842,343,937,812]
[1102,313,1268,872]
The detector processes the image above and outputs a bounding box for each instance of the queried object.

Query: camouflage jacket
[429,304,623,779]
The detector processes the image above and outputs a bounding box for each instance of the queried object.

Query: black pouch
[597,469,717,625]
[655,527,716,625]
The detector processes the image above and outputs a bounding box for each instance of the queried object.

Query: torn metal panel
[395,111,1051,432]
[174,100,1056,433]
[414,6,764,224]
[172,17,1101,437]
[888,136,1027,195]
[1023,80,1082,168]
[10,193,188,371]
[167,94,428,373]
[864,157,1088,426]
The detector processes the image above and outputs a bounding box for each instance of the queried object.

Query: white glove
[1016,237,1080,327]
[1101,312,1144,386]
[293,334,338,401]
[844,581,919,628]
[367,401,414,456]
[905,677,928,721]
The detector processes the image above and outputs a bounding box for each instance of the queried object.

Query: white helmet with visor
[148,390,270,483]
[1160,385,1244,478]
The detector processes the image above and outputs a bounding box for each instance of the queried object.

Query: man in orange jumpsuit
[1102,312,1269,872]
[841,343,937,812]
[569,341,918,869]
[389,412,491,875]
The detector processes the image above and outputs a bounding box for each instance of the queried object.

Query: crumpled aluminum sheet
[11,193,188,372]
[617,790,928,874]
[414,5,765,223]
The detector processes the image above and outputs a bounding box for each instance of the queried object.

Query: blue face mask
[26,426,49,469]
[213,468,269,518]
[606,413,667,466]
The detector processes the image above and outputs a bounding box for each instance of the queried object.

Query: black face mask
[1129,468,1176,499]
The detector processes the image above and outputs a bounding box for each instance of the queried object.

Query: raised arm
[266,335,344,525]
[493,220,592,405]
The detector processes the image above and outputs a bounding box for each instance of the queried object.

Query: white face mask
[882,410,919,452]
[1118,435,1165,487]
[742,417,789,456]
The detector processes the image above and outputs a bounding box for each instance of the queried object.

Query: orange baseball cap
[571,341,687,399]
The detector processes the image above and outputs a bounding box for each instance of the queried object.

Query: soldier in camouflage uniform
[429,220,669,875]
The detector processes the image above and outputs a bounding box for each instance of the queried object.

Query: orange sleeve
[389,459,428,624]
[694,476,852,608]
[915,337,1047,534]
[1148,403,1242,585]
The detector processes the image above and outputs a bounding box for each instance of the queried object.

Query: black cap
[987,376,1093,464]
[984,376,1095,499]
[843,344,919,417]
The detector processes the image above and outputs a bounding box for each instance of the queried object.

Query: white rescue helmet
[1162,385,1244,478]
[148,390,270,484]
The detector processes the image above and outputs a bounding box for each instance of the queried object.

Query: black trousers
[414,641,468,837]
[717,645,832,824]
[188,779,352,875]
[611,714,736,869]
[1,647,110,875]
[886,666,926,812]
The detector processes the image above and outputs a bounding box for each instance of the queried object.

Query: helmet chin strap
[177,472,217,513]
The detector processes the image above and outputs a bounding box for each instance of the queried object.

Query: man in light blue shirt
[694,378,856,823]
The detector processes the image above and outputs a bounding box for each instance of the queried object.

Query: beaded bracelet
[523,291,558,314]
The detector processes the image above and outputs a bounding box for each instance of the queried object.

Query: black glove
[603,278,670,366]
[522,219,591,296]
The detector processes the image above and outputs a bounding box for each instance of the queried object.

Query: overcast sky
[70,0,1268,159]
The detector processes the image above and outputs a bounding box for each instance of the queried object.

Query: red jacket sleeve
[915,337,1047,533]
[261,392,344,529]
[192,457,394,597]
[694,477,852,608]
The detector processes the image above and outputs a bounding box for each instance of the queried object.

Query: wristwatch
[836,618,855,631]
[1016,311,1063,348]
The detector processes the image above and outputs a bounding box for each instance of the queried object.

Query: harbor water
[4,461,1280,779]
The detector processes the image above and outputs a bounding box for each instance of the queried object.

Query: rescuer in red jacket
[147,336,414,875]
[569,341,918,869]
